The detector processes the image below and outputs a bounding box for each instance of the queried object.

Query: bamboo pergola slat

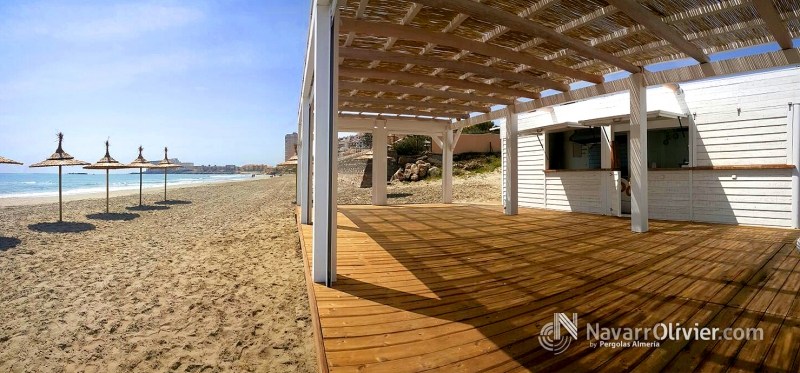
[335,0,800,119]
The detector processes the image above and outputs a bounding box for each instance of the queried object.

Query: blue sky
[0,0,309,173]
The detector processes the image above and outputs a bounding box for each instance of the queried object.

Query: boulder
[392,168,405,181]
[410,173,419,181]
[428,166,440,177]
[418,163,429,178]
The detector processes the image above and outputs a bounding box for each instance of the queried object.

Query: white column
[296,131,301,206]
[629,73,648,233]
[300,97,312,224]
[790,103,800,228]
[503,108,518,215]
[312,3,337,285]
[442,129,454,203]
[600,125,612,215]
[371,121,388,205]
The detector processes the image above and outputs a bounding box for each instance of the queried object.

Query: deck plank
[296,204,800,373]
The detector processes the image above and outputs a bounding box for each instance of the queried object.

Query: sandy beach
[338,171,501,205]
[0,176,315,372]
[0,171,499,372]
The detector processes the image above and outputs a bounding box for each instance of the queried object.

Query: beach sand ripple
[0,176,315,372]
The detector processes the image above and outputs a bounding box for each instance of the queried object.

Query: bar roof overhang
[581,110,686,127]
[300,0,800,131]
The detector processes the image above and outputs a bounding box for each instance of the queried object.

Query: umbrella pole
[139,168,143,206]
[164,168,167,202]
[106,169,110,214]
[58,165,63,222]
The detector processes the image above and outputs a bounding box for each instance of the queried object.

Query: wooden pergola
[297,0,800,286]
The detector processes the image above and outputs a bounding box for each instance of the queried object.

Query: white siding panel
[689,72,793,168]
[649,171,690,221]
[691,169,793,227]
[517,133,545,208]
[545,171,603,214]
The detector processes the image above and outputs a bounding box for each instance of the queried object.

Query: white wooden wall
[545,171,604,214]
[518,133,546,208]
[691,69,799,167]
[512,67,800,228]
[692,169,792,228]
[649,171,691,222]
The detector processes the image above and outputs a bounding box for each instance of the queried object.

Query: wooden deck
[296,204,800,373]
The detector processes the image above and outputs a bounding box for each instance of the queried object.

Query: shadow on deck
[297,204,800,373]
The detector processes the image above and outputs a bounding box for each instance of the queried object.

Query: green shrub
[393,135,429,155]
[461,121,494,134]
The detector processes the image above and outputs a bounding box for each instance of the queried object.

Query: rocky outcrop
[392,159,432,182]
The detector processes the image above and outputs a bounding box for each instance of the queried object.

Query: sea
[0,173,252,199]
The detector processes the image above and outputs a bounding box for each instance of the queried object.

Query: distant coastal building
[285,133,298,161]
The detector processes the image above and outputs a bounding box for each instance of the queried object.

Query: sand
[0,176,315,373]
[338,171,501,205]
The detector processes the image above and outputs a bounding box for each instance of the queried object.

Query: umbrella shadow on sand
[86,213,140,221]
[28,222,96,234]
[126,205,169,211]
[155,200,192,205]
[0,237,22,251]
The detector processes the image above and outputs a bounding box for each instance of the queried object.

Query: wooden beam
[606,0,709,64]
[340,95,489,113]
[340,47,569,91]
[339,66,540,99]
[340,18,603,84]
[343,0,370,47]
[546,14,796,79]
[411,0,642,73]
[478,0,561,45]
[365,2,422,71]
[338,113,452,123]
[752,0,794,50]
[339,81,513,105]
[539,0,750,73]
[338,116,449,134]
[340,106,468,119]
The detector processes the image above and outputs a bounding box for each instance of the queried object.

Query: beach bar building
[295,0,800,371]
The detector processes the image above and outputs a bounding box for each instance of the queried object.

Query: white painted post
[300,97,312,224]
[500,120,506,207]
[503,107,518,215]
[442,129,454,203]
[371,121,388,205]
[600,125,612,215]
[296,134,301,205]
[312,3,337,285]
[790,103,800,228]
[629,73,648,233]
[329,8,340,284]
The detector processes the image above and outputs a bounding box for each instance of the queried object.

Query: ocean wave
[0,174,252,199]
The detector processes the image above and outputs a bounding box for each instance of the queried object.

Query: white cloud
[1,2,203,41]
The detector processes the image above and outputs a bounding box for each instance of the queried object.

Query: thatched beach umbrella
[0,156,22,165]
[127,146,151,207]
[30,133,90,222]
[149,147,181,202]
[84,140,128,214]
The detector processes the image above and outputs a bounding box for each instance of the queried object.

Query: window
[546,128,602,170]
